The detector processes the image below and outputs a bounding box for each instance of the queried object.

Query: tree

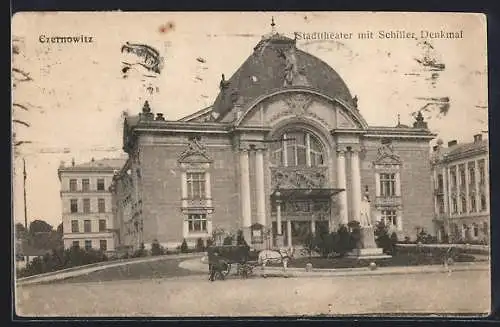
[15,223,27,239]
[151,239,164,256]
[12,36,35,155]
[180,239,189,253]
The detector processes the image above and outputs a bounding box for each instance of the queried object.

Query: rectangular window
[84,220,91,233]
[70,199,78,213]
[379,173,396,197]
[97,178,105,191]
[69,179,77,192]
[461,196,467,213]
[459,165,466,188]
[99,240,107,251]
[187,214,207,232]
[450,169,457,188]
[468,163,476,186]
[470,194,476,212]
[83,198,91,213]
[437,174,444,192]
[84,240,92,250]
[381,210,397,227]
[479,161,486,185]
[99,219,106,232]
[82,179,90,192]
[481,194,487,211]
[452,197,458,214]
[186,173,206,199]
[438,196,445,214]
[98,198,106,213]
[72,240,80,248]
[71,220,79,233]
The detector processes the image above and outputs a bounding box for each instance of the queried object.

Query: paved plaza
[16,269,490,317]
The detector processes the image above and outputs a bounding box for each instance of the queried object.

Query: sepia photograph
[11,11,490,317]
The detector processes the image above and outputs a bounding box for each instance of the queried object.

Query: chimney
[473,134,482,142]
[448,140,458,147]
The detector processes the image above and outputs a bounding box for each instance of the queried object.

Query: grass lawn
[269,248,478,269]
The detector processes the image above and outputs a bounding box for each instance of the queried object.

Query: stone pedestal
[275,234,284,248]
[360,226,378,249]
[347,226,391,259]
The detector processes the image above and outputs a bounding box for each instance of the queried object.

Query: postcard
[12,11,489,317]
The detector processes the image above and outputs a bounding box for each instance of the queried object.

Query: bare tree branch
[12,67,33,82]
[13,103,29,111]
[14,140,32,147]
[13,119,30,127]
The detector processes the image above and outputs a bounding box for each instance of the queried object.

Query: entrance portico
[270,188,344,247]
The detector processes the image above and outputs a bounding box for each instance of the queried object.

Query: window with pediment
[270,130,325,167]
[178,136,213,237]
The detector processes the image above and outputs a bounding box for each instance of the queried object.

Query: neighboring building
[58,158,126,253]
[112,28,436,251]
[430,134,490,243]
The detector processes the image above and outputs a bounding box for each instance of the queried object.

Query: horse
[258,248,295,272]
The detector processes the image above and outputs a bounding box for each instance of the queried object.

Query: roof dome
[212,32,356,121]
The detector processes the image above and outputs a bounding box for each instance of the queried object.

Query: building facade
[112,31,437,250]
[58,158,126,253]
[430,134,490,243]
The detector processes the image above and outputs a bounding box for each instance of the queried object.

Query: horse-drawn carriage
[206,245,294,281]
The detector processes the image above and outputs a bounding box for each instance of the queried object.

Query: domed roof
[212,33,356,121]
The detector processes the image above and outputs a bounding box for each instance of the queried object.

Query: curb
[16,253,204,286]
[179,257,489,278]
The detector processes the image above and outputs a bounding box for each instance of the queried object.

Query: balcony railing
[374,196,402,207]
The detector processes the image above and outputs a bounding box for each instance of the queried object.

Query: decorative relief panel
[271,167,327,189]
[178,135,213,164]
[284,93,314,116]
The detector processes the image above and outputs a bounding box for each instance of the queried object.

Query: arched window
[271,130,325,167]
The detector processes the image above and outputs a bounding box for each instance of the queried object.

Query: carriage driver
[209,250,229,281]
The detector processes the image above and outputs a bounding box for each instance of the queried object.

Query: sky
[12,12,488,227]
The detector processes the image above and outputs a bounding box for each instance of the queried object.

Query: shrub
[236,230,248,246]
[303,233,316,258]
[18,247,109,278]
[151,239,164,256]
[196,238,205,252]
[180,239,189,253]
[223,235,233,245]
[333,225,354,257]
[131,242,147,258]
[374,221,393,254]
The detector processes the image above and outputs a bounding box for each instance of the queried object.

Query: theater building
[112,30,436,250]
[430,134,490,244]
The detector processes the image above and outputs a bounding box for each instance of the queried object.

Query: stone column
[239,149,252,230]
[310,216,316,235]
[181,171,188,208]
[447,167,453,215]
[276,198,283,247]
[255,148,266,226]
[350,147,362,223]
[287,220,292,247]
[484,159,490,212]
[205,171,212,208]
[336,147,348,225]
[442,167,449,215]
[474,161,480,213]
[465,164,470,213]
[456,166,461,214]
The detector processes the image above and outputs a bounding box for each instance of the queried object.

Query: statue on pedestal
[359,195,372,227]
[358,195,377,249]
